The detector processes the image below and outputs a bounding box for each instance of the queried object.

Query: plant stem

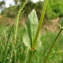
[14,0,27,44]
[14,1,27,63]
[43,28,62,63]
[32,0,48,50]
[27,50,35,63]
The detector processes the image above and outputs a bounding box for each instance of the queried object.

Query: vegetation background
[0,0,63,26]
[0,0,63,63]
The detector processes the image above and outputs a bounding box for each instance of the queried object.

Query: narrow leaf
[59,17,63,29]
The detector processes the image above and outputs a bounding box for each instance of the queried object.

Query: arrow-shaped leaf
[23,9,42,49]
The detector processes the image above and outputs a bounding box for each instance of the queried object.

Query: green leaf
[58,17,63,29]
[23,9,42,49]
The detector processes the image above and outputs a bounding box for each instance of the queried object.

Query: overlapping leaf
[58,17,63,29]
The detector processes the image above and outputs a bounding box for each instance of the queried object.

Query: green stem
[43,29,62,63]
[14,0,27,44]
[27,50,35,63]
[14,1,27,63]
[32,0,48,49]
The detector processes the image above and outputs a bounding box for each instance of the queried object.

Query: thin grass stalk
[14,0,27,45]
[32,0,48,50]
[14,1,27,63]
[43,28,63,63]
